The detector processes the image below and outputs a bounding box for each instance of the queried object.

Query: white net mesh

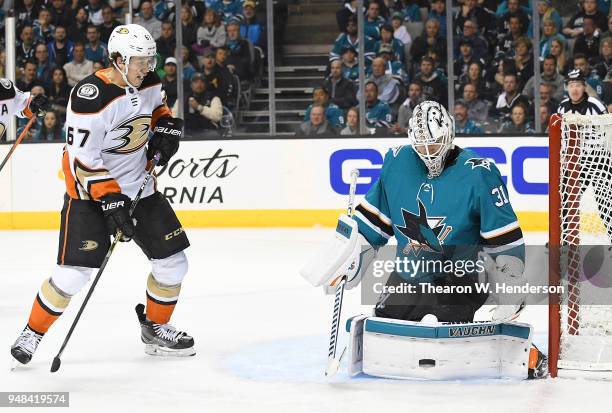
[558,114,612,371]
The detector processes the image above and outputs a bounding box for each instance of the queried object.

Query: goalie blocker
[345,315,546,380]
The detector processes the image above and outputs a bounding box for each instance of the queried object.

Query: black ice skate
[11,326,43,365]
[135,304,195,357]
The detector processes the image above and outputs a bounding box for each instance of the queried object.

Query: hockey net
[549,113,612,378]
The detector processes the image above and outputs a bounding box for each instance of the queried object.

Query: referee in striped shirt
[557,69,607,115]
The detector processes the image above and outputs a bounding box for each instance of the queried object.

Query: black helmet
[565,68,586,84]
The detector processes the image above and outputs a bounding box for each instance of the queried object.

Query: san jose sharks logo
[465,158,491,171]
[395,199,452,256]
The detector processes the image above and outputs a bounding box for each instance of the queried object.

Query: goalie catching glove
[148,116,183,166]
[475,251,526,322]
[300,214,377,293]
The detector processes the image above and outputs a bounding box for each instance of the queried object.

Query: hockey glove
[100,193,135,242]
[28,94,51,117]
[147,117,183,166]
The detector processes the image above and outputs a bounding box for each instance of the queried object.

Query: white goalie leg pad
[346,314,368,376]
[50,265,94,296]
[348,316,533,380]
[150,251,188,286]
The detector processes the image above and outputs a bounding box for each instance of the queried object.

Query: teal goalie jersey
[353,145,525,279]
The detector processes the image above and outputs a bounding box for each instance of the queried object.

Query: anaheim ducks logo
[117,27,129,34]
[0,122,5,140]
[79,240,99,251]
[103,115,151,155]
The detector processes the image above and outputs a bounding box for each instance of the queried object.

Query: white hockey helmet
[408,100,455,178]
[108,24,157,87]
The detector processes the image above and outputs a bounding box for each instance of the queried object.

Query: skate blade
[10,358,21,372]
[144,344,196,357]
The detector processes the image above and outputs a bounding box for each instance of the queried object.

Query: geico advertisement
[1,137,548,212]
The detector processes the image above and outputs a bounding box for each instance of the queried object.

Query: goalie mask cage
[549,112,612,379]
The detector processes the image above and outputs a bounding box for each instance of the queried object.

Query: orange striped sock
[27,279,70,334]
[145,273,181,324]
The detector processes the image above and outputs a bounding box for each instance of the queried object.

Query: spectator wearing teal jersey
[153,0,172,22]
[375,24,405,64]
[534,0,562,36]
[84,25,109,66]
[340,46,360,82]
[210,0,243,24]
[399,0,421,22]
[454,101,483,134]
[364,1,385,40]
[330,17,376,63]
[364,81,393,128]
[304,87,345,129]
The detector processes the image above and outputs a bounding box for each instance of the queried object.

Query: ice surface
[0,229,610,412]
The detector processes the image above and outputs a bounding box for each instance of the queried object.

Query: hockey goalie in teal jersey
[354,102,526,322]
[301,101,547,380]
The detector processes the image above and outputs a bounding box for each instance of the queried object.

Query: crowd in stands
[3,0,612,139]
[299,0,612,136]
[1,0,272,140]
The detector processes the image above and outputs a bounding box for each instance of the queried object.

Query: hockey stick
[50,152,161,373]
[325,169,359,377]
[0,116,36,173]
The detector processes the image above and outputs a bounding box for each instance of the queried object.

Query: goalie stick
[325,169,359,377]
[0,116,36,173]
[50,152,161,373]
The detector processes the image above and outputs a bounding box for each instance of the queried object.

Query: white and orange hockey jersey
[0,78,32,140]
[62,68,171,201]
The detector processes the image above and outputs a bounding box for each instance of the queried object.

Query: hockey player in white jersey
[302,101,547,380]
[11,24,194,365]
[0,78,49,140]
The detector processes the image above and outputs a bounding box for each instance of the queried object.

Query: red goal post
[548,112,612,379]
